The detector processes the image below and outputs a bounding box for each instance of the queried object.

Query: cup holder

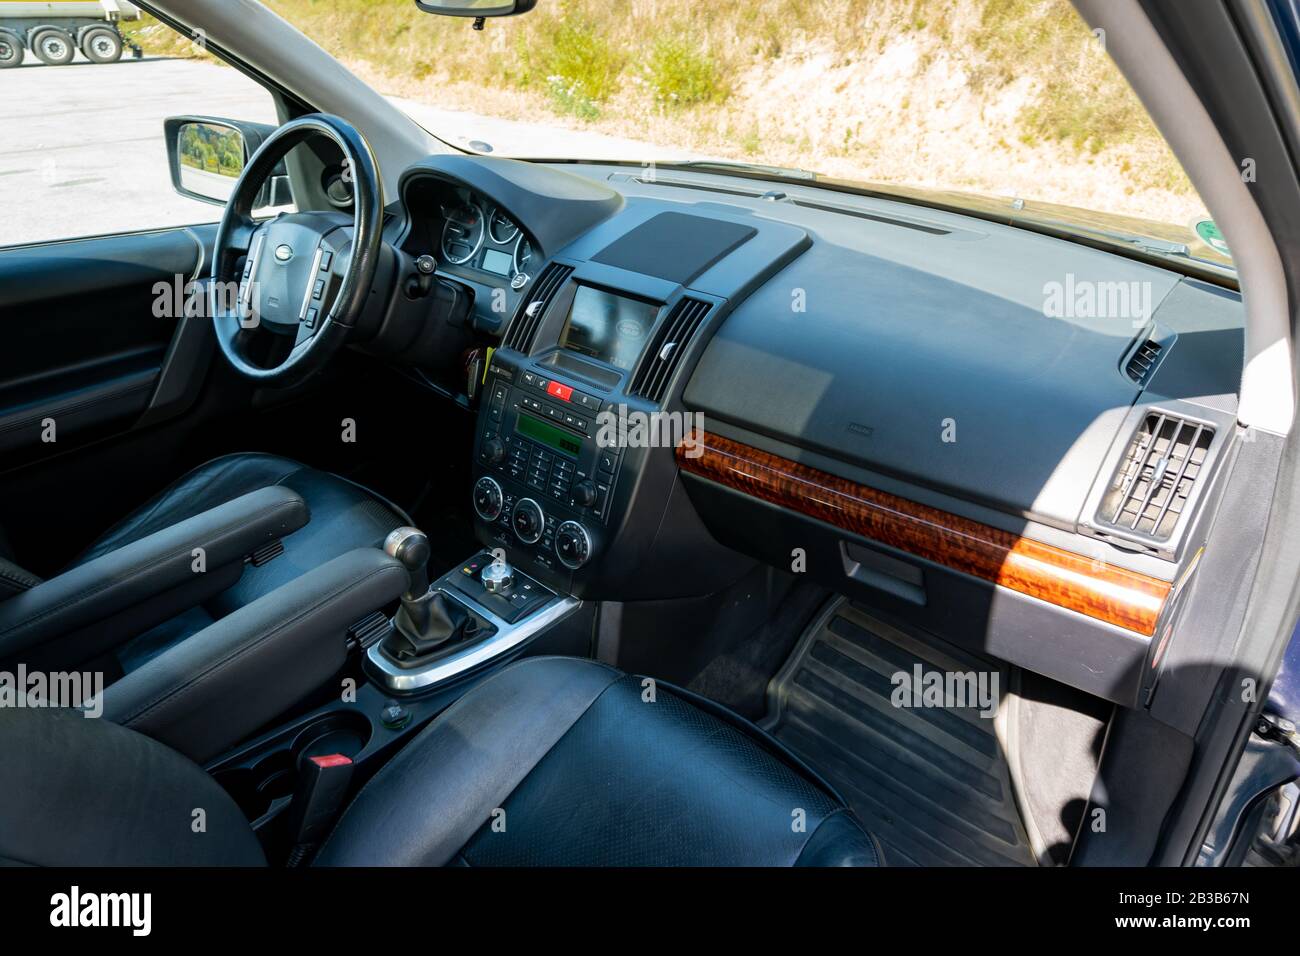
[214,710,373,822]
[215,750,296,822]
[292,711,371,766]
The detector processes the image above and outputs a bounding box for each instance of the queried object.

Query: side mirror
[163,116,292,209]
[165,119,250,205]
[415,0,537,18]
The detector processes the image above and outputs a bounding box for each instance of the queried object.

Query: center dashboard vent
[1098,412,1214,542]
[629,296,713,403]
[1125,338,1164,385]
[504,262,573,354]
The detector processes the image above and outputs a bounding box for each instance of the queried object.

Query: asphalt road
[0,54,689,248]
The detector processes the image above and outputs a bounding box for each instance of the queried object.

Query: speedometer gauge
[441,202,484,265]
[488,208,520,244]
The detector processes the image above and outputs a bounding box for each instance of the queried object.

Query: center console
[365,548,581,693]
[470,263,726,598]
[471,209,811,600]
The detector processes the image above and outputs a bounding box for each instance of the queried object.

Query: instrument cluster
[439,195,534,285]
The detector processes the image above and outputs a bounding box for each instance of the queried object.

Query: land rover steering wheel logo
[274,244,293,262]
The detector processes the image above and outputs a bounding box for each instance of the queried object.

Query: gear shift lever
[384,527,431,598]
[381,527,478,661]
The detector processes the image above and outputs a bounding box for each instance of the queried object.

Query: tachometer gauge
[441,202,485,265]
[488,208,520,244]
[513,235,533,277]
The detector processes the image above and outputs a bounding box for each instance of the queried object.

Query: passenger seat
[0,657,882,867]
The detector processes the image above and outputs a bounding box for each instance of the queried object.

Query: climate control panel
[472,481,596,571]
[472,358,620,578]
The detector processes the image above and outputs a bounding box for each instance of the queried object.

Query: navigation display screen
[559,286,658,371]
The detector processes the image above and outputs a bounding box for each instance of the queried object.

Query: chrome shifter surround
[365,587,580,693]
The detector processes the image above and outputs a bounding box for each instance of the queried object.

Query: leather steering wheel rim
[211,113,383,387]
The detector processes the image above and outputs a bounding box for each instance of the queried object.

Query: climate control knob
[555,520,592,570]
[472,476,503,522]
[511,497,545,544]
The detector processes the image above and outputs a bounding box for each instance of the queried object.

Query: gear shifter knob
[384,526,430,597]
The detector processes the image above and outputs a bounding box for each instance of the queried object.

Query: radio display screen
[558,286,659,371]
[516,412,582,457]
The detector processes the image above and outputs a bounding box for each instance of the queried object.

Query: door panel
[0,225,218,458]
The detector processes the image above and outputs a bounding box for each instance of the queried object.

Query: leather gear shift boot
[383,591,479,662]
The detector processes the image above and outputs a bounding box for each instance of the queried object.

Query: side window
[0,12,282,248]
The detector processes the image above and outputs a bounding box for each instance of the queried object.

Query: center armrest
[0,485,309,669]
[98,547,409,764]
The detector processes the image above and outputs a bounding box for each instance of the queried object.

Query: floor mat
[763,599,1038,866]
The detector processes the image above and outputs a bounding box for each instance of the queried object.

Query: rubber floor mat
[763,599,1038,866]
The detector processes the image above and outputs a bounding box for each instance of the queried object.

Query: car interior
[1,0,1299,872]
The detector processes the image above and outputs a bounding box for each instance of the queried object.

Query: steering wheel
[210,114,383,387]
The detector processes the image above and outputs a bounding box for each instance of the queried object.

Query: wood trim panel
[676,431,1169,636]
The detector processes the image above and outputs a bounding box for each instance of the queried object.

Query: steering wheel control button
[473,477,504,522]
[512,498,545,544]
[555,521,593,569]
[481,559,515,594]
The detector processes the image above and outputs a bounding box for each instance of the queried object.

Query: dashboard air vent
[1098,413,1214,541]
[1125,338,1163,385]
[629,297,713,403]
[504,262,572,354]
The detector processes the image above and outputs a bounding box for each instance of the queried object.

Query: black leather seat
[0,657,882,867]
[71,453,404,671]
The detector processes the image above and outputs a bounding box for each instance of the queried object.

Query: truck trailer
[0,1,141,67]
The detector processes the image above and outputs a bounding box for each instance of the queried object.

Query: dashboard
[390,153,1248,719]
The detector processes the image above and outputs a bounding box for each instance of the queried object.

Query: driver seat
[7,453,405,675]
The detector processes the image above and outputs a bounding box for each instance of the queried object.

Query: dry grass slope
[131,0,1206,226]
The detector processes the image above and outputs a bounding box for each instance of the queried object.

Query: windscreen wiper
[1029,217,1232,270]
[661,159,819,181]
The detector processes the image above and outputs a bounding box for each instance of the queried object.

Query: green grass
[524,11,623,117]
[644,36,727,109]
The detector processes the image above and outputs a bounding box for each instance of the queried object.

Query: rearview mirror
[415,0,537,18]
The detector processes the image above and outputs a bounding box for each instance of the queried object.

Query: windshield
[259,0,1232,270]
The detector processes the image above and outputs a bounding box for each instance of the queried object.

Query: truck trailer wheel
[32,29,76,66]
[0,30,22,69]
[81,27,123,64]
